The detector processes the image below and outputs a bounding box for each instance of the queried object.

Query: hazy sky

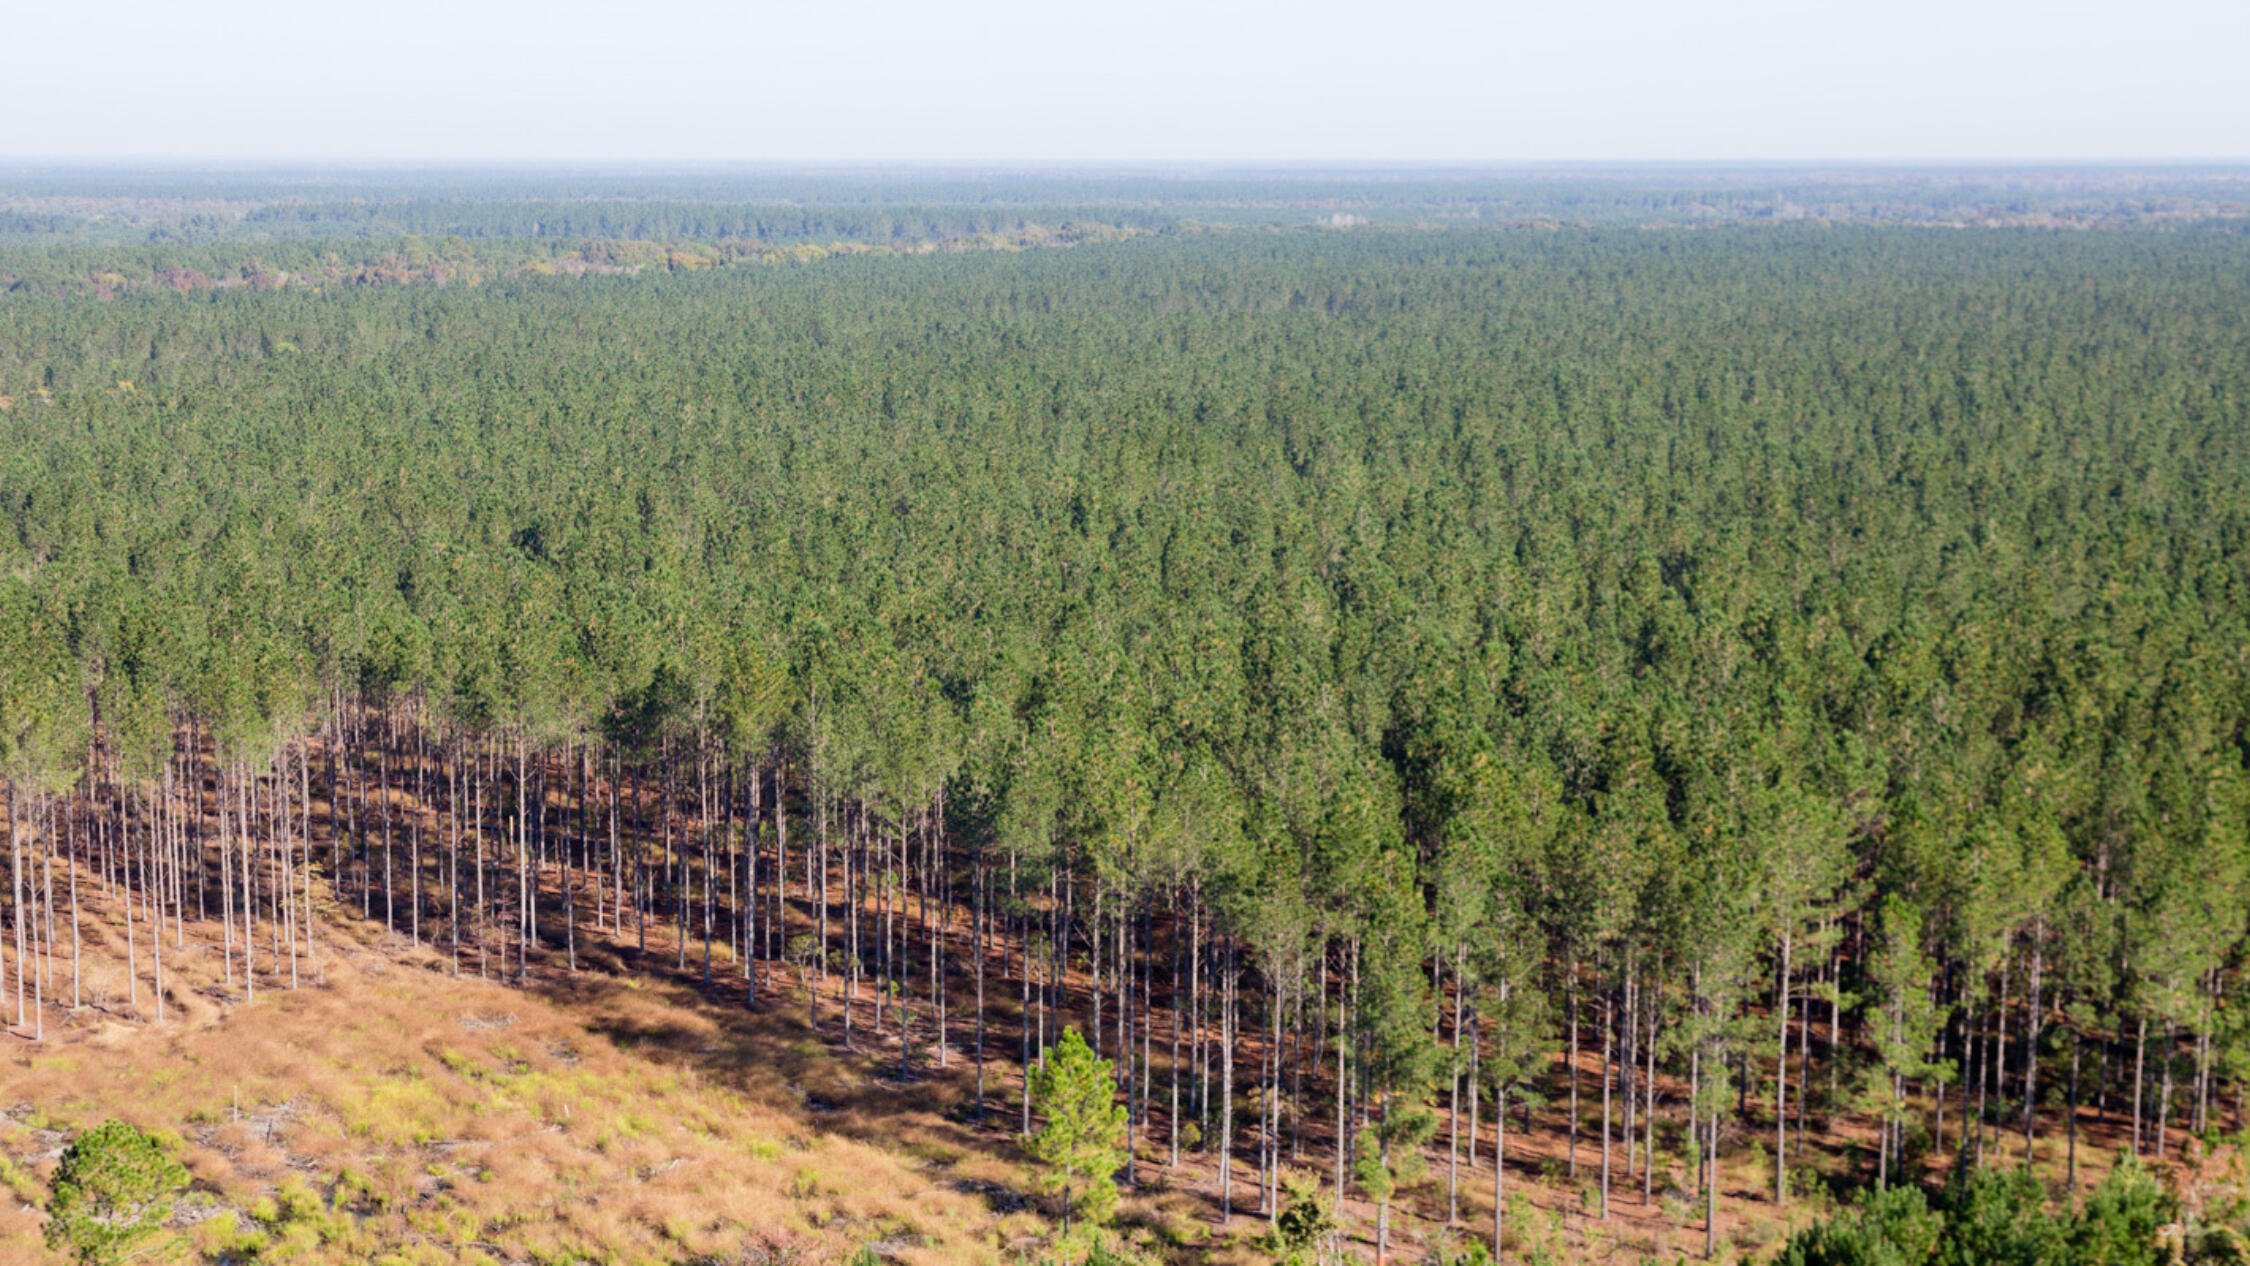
[7,0,2245,162]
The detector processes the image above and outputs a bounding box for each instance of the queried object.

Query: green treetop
[1027,1027,1128,1234]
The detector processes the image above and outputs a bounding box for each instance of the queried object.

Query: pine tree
[43,1120,188,1266]
[1864,895,1949,1188]
[1028,1026,1128,1234]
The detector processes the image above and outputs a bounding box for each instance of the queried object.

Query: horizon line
[6,155,2250,171]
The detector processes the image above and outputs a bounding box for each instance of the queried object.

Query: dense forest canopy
[4,167,2250,1261]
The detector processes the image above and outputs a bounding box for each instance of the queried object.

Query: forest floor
[0,886,1058,1265]
[0,778,2218,1264]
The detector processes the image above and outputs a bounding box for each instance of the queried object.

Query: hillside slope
[0,890,1060,1266]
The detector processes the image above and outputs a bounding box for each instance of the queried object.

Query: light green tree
[43,1120,189,1266]
[1028,1027,1128,1234]
[1864,895,1950,1188]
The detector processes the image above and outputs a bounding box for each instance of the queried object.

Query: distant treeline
[0,218,1151,297]
[4,163,2248,248]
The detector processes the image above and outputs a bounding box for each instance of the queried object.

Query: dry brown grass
[0,891,1051,1266]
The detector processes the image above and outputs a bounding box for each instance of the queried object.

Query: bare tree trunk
[31,789,50,1037]
[1601,980,1614,1219]
[218,762,233,989]
[2157,1019,2176,1160]
[1775,928,1790,1205]
[276,752,295,990]
[2133,1013,2147,1155]
[381,714,394,933]
[1622,959,1636,1183]
[1568,963,1581,1178]
[9,782,26,1030]
[1018,851,1032,1135]
[566,743,580,973]
[1645,977,1659,1205]
[475,748,488,979]
[771,762,785,967]
[67,793,81,1010]
[411,718,424,943]
[745,756,759,1005]
[147,786,164,1024]
[1220,941,1236,1223]
[239,765,255,1001]
[886,818,904,1074]
[449,741,462,975]
[2067,1025,2081,1194]
[1170,896,1183,1166]
[517,737,531,982]
[2196,975,2218,1138]
[2022,936,2042,1166]
[699,739,712,985]
[1705,1103,1720,1261]
[1332,943,1347,1205]
[1449,943,1464,1224]
[298,740,315,976]
[1493,1083,1509,1257]
[1266,973,1283,1219]
[974,845,987,1119]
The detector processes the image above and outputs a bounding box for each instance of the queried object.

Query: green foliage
[1265,1175,1338,1266]
[1934,1166,2067,1266]
[1351,1129,1394,1207]
[2066,1156,2173,1266]
[1864,897,1951,1133]
[1353,1104,1436,1258]
[232,1172,365,1260]
[1428,1233,1497,1266]
[2184,1226,2250,1265]
[1774,1157,2195,1266]
[1773,1185,1942,1266]
[1027,1028,1128,1232]
[42,1120,190,1265]
[1019,1234,1156,1266]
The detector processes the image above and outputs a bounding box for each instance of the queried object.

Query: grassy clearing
[0,902,1050,1265]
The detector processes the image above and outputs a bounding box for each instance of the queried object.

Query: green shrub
[1773,1184,1941,1266]
[43,1120,190,1266]
[1265,1174,1338,1265]
[2067,1155,2172,1266]
[1935,1166,2064,1266]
